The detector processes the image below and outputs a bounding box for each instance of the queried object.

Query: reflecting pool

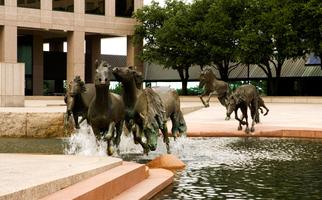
[150,137,322,200]
[0,134,321,199]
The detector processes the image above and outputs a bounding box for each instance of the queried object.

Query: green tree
[202,0,247,81]
[134,0,195,94]
[237,0,305,95]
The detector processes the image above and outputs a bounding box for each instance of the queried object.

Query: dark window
[53,0,74,12]
[17,0,40,9]
[85,0,105,15]
[0,0,4,5]
[116,0,134,18]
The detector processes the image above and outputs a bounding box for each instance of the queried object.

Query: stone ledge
[0,112,68,137]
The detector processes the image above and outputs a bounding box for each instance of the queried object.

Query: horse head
[68,76,86,97]
[95,60,112,88]
[65,76,86,115]
[112,66,143,89]
[138,112,159,151]
[199,66,216,88]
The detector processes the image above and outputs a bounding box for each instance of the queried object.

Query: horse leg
[205,92,215,107]
[114,121,123,150]
[250,101,259,132]
[178,110,187,136]
[240,106,249,133]
[199,93,208,107]
[74,114,80,129]
[234,110,243,131]
[263,105,269,116]
[107,139,113,156]
[161,122,171,154]
[170,113,180,140]
[105,122,115,140]
[105,122,116,156]
[132,124,149,155]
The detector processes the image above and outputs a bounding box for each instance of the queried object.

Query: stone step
[112,168,174,200]
[0,154,123,200]
[41,162,149,200]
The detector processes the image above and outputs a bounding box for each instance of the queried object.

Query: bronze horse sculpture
[112,66,186,154]
[258,96,269,116]
[199,66,231,119]
[87,61,125,155]
[226,84,259,134]
[64,76,95,129]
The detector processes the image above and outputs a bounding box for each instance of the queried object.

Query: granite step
[0,154,123,200]
[41,161,149,200]
[112,168,174,200]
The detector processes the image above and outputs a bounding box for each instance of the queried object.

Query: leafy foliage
[133,0,321,95]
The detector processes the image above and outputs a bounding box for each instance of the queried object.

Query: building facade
[0,0,143,106]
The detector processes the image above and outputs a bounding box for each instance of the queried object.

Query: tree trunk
[177,67,189,95]
[182,79,188,95]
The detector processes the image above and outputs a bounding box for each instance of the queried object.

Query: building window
[116,0,134,18]
[85,0,105,15]
[53,0,74,12]
[0,0,4,5]
[17,0,40,9]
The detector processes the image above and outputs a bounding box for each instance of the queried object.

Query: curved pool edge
[187,129,322,139]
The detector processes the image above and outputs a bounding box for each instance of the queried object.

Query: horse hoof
[108,146,114,156]
[251,127,255,132]
[238,126,242,131]
[225,116,230,120]
[245,128,250,134]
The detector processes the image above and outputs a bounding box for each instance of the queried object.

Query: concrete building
[0,0,143,106]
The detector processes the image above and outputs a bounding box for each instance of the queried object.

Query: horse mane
[73,76,86,93]
[126,66,144,89]
[143,88,166,123]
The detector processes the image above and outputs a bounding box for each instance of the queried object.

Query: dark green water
[151,137,322,200]
[0,137,321,199]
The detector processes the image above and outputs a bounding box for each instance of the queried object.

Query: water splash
[64,123,107,156]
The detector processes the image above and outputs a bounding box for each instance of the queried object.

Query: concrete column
[67,31,85,84]
[49,39,64,52]
[134,0,143,10]
[127,35,143,73]
[4,0,17,6]
[107,0,115,16]
[32,35,44,95]
[86,35,101,83]
[40,0,52,10]
[74,0,84,14]
[0,25,17,63]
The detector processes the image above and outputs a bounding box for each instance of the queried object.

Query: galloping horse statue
[199,66,231,119]
[64,76,95,129]
[87,61,125,155]
[226,84,259,134]
[112,66,187,154]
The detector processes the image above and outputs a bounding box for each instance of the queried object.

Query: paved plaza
[181,97,322,138]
